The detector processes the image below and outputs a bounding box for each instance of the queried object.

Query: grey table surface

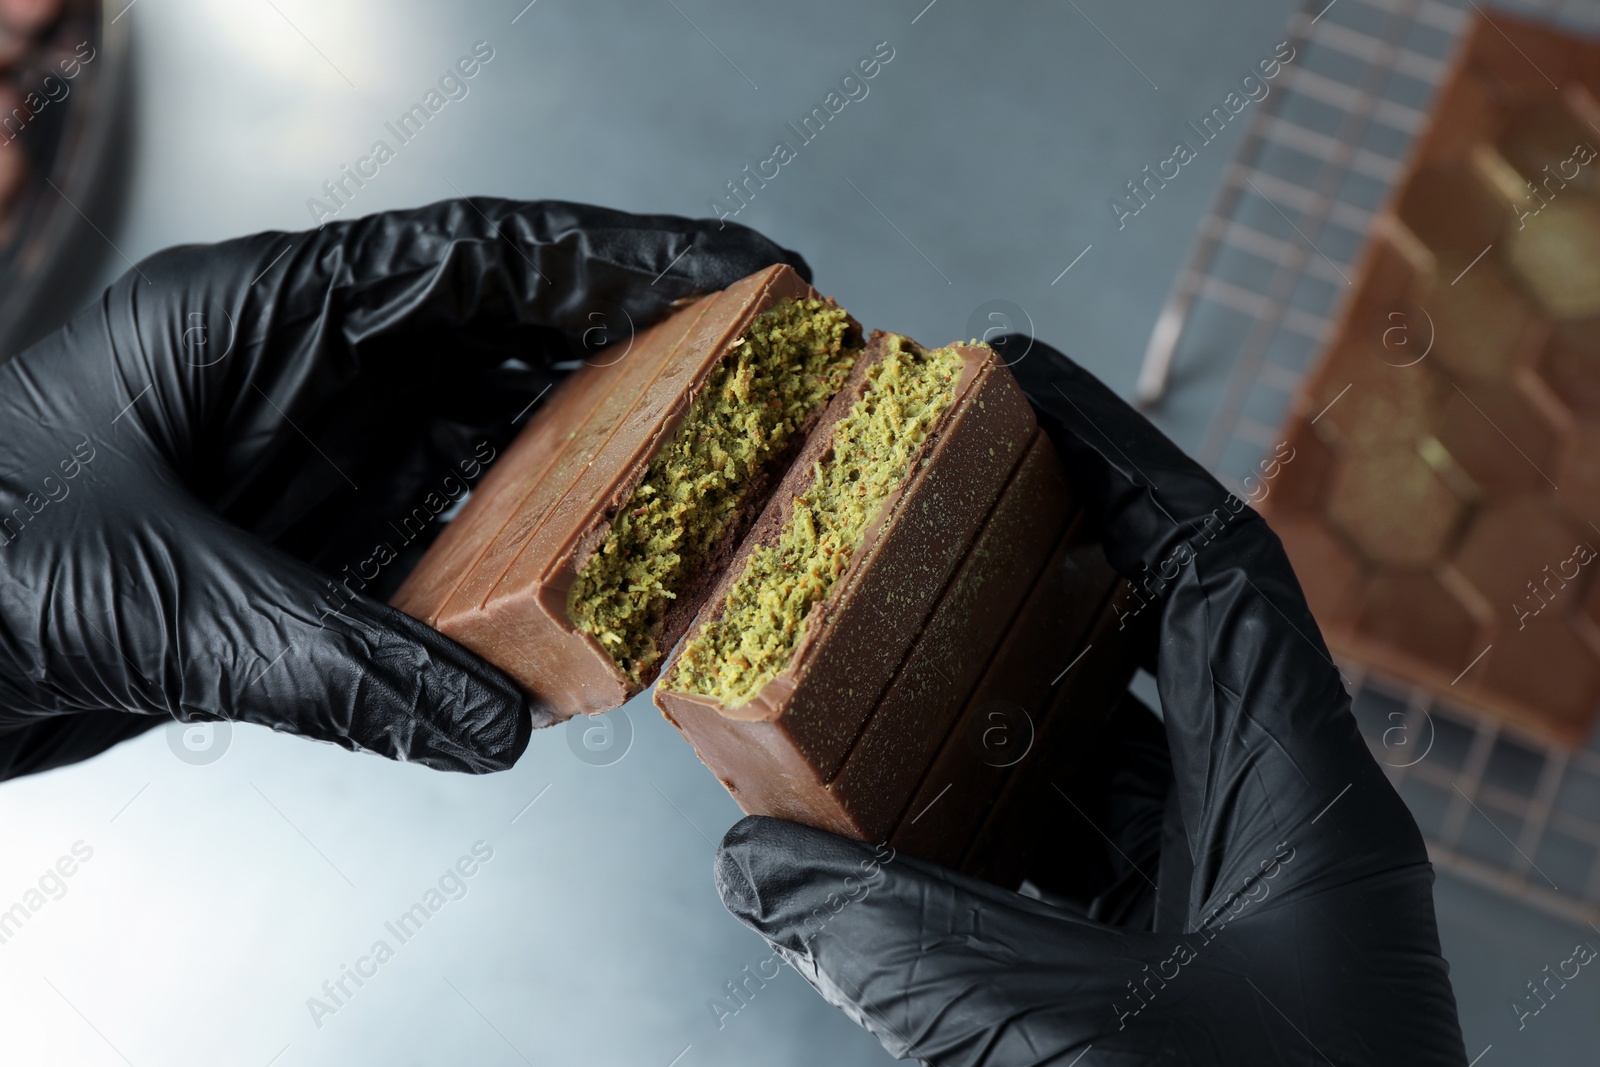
[2,0,1596,1064]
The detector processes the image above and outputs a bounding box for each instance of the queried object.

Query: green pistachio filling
[568,297,858,683]
[664,336,963,705]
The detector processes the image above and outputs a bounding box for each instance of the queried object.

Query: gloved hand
[715,338,1466,1065]
[0,198,810,780]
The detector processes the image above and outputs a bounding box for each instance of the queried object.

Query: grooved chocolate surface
[888,528,1121,866]
[654,335,1038,783]
[827,432,1070,841]
[656,373,1133,863]
[960,592,1144,885]
[656,425,1062,839]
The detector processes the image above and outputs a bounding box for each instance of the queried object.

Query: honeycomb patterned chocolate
[1264,15,1600,746]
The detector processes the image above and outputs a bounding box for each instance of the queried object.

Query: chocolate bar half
[391,264,863,719]
[654,332,1047,840]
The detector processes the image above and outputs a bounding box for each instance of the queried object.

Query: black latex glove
[0,198,810,780]
[715,338,1465,1065]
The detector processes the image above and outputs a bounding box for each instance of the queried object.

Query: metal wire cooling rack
[1349,663,1600,927]
[1137,0,1600,927]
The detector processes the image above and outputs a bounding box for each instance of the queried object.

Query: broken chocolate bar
[395,265,1136,875]
[391,263,863,719]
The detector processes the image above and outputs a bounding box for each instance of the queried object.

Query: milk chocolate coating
[888,529,1122,867]
[389,345,620,626]
[825,432,1071,840]
[959,591,1146,886]
[390,263,856,719]
[655,336,1039,833]
[658,427,1063,839]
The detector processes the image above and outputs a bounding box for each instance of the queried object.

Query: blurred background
[2,0,1599,1063]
